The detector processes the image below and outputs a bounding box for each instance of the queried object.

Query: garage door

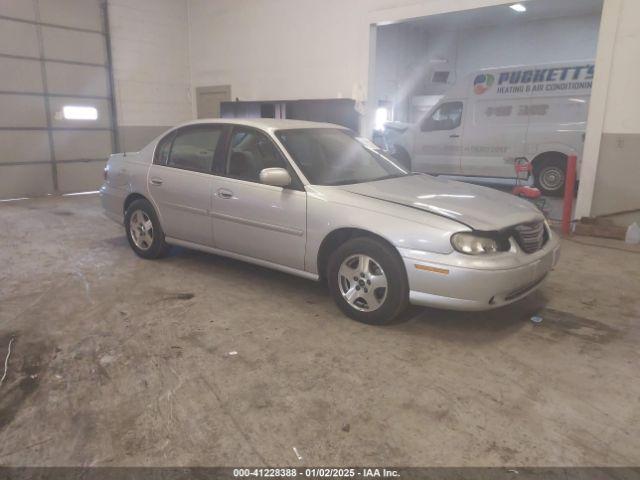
[0,0,117,198]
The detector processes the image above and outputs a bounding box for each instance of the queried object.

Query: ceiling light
[510,3,526,12]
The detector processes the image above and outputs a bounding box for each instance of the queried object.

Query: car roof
[176,118,347,133]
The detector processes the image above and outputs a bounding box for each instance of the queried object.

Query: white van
[386,61,594,195]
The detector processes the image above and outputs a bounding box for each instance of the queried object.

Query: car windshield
[275,128,408,186]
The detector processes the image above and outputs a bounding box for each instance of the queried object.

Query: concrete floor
[0,194,639,467]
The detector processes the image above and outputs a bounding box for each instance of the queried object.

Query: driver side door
[209,127,307,270]
[412,101,464,175]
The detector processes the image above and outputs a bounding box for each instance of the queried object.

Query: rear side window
[154,132,174,165]
[166,126,223,173]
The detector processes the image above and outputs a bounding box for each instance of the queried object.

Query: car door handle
[449,134,460,138]
[150,178,163,186]
[217,188,233,199]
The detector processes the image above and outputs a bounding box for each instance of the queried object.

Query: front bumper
[400,234,560,311]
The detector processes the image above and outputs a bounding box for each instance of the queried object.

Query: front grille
[514,221,547,253]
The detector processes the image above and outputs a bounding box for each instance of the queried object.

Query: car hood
[337,174,543,231]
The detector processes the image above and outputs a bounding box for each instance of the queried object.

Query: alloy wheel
[129,209,154,251]
[338,254,388,312]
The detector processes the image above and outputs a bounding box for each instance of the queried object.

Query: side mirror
[259,167,291,187]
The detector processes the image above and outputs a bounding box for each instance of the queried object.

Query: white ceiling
[398,0,603,32]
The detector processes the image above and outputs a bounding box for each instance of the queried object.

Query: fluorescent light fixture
[63,105,98,120]
[375,107,389,131]
[510,3,526,12]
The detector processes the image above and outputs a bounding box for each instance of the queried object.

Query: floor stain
[0,333,54,431]
[538,308,620,344]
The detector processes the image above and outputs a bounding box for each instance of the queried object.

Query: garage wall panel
[0,164,55,197]
[0,94,47,128]
[0,19,39,57]
[45,62,108,96]
[0,57,44,92]
[41,26,106,64]
[53,131,112,161]
[0,0,36,20]
[56,162,106,193]
[37,0,102,31]
[0,131,50,164]
[0,0,116,199]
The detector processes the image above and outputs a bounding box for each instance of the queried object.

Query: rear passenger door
[209,126,307,270]
[148,125,225,246]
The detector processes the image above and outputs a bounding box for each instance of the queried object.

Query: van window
[421,102,463,132]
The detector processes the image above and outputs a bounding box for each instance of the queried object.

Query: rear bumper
[401,235,560,311]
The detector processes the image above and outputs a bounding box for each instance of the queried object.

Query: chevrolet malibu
[101,119,560,325]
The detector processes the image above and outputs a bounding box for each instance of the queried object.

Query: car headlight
[451,232,500,255]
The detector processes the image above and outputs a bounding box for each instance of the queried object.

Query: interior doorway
[196,85,231,119]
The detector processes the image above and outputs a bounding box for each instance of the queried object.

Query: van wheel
[124,199,170,259]
[327,237,409,325]
[392,146,412,171]
[534,156,566,196]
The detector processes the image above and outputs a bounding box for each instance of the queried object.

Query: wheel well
[123,193,147,214]
[531,151,567,173]
[392,144,411,169]
[316,228,399,281]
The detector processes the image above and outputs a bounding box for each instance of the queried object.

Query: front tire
[124,199,170,259]
[327,237,409,325]
[534,156,566,196]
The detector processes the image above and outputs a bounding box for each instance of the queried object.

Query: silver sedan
[101,119,560,324]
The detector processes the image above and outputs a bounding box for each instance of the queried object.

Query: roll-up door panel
[0,131,51,165]
[0,95,47,128]
[0,164,55,197]
[53,130,113,161]
[46,63,108,97]
[41,27,106,64]
[57,162,106,193]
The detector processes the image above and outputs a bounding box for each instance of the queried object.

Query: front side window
[275,128,407,186]
[227,128,291,182]
[422,101,463,132]
[166,126,222,173]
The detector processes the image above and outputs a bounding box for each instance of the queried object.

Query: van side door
[460,98,529,178]
[411,101,463,175]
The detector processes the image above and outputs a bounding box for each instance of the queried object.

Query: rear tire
[124,199,170,259]
[327,237,409,325]
[534,156,566,196]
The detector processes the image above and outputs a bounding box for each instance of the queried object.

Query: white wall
[588,0,640,220]
[187,0,440,104]
[456,14,600,79]
[108,0,193,148]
